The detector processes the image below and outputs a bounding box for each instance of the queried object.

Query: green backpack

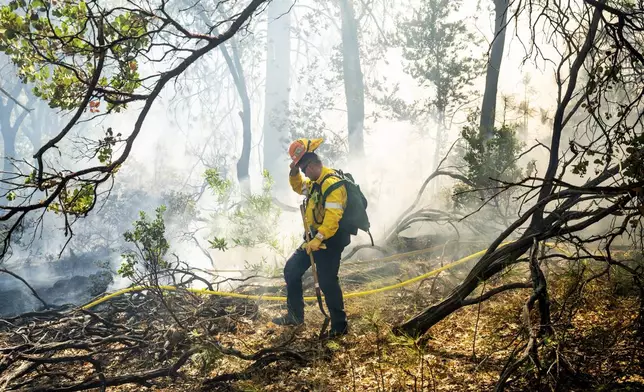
[317,170,374,246]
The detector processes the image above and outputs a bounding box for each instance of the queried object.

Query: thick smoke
[0,0,617,316]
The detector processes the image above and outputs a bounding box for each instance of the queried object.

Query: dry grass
[139,266,642,391]
[2,257,642,392]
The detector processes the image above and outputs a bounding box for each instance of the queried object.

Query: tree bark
[26,113,43,156]
[24,93,45,156]
[221,41,252,195]
[479,0,509,140]
[338,0,365,156]
[431,110,445,194]
[2,129,16,177]
[530,5,602,229]
[262,0,291,196]
[395,240,533,337]
[527,239,552,336]
[1,83,29,183]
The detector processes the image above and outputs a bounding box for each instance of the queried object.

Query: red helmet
[289,138,323,168]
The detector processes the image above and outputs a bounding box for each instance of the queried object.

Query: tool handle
[300,202,310,240]
[299,199,330,334]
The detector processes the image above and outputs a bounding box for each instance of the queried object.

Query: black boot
[272,314,304,326]
[320,323,348,339]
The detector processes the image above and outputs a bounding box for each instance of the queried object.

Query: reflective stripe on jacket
[289,166,347,240]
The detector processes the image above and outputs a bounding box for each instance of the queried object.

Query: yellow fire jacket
[289,166,347,240]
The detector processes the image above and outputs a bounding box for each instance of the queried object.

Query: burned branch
[0,268,49,310]
[0,286,310,392]
[394,0,644,340]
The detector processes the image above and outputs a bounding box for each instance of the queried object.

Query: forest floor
[164,273,644,392]
[1,251,643,392]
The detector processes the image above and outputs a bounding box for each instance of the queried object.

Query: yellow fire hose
[82,241,571,311]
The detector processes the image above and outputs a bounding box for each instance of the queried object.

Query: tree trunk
[528,243,552,336]
[395,240,533,337]
[338,0,365,157]
[221,41,252,195]
[262,0,291,196]
[2,127,16,181]
[26,117,42,156]
[1,84,29,184]
[431,110,445,194]
[24,93,43,156]
[237,105,252,195]
[479,0,508,140]
[637,284,644,340]
[529,5,602,229]
[396,146,623,338]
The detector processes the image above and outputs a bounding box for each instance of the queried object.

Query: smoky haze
[0,0,616,316]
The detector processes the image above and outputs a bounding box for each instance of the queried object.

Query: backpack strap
[320,171,347,205]
[319,172,339,186]
[321,180,347,205]
[313,177,347,226]
[309,172,342,224]
[310,172,337,199]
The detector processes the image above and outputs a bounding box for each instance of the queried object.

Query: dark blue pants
[283,245,347,331]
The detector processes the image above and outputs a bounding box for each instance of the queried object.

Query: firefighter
[272,138,350,338]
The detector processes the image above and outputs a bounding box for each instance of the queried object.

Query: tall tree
[22,96,57,156]
[262,0,291,195]
[479,0,509,140]
[0,80,31,182]
[197,5,255,195]
[220,40,252,195]
[338,0,365,156]
[400,0,483,176]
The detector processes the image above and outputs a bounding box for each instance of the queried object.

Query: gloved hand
[302,238,326,254]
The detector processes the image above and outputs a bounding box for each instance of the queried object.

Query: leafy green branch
[450,112,527,214]
[118,205,169,283]
[206,169,283,254]
[0,0,150,111]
